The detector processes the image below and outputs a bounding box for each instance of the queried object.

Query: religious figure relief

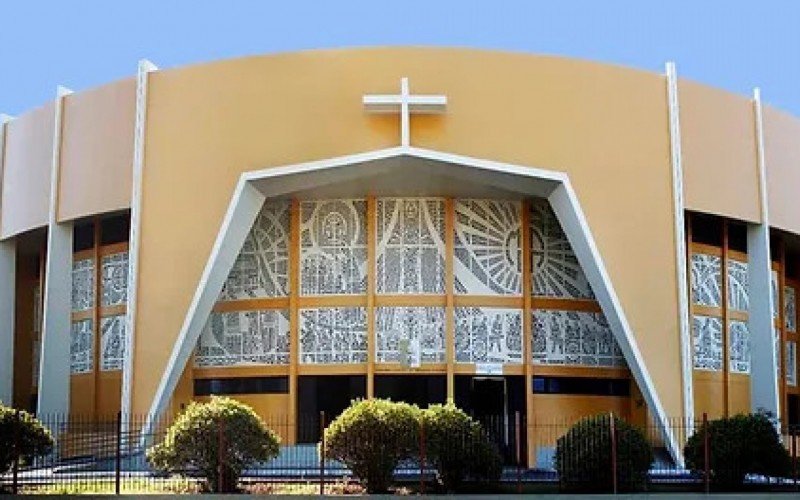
[529,200,594,300]
[728,320,750,374]
[454,307,522,364]
[100,314,126,371]
[786,341,797,387]
[376,198,446,294]
[532,310,626,367]
[299,307,367,364]
[300,200,367,295]
[70,319,93,374]
[71,258,95,312]
[692,315,723,371]
[727,259,749,312]
[375,307,445,363]
[691,254,722,307]
[195,310,290,367]
[454,200,522,296]
[785,285,796,333]
[220,201,290,299]
[101,252,129,307]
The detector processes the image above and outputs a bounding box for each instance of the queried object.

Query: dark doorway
[374,375,446,408]
[297,375,366,443]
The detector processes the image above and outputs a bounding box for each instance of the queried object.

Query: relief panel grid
[195,310,290,367]
[532,310,626,367]
[692,315,722,371]
[691,254,722,307]
[454,307,522,364]
[727,259,749,312]
[376,198,446,294]
[299,307,367,364]
[529,199,594,300]
[786,340,797,387]
[375,307,446,363]
[101,252,129,307]
[728,320,750,374]
[220,201,290,300]
[300,200,367,296]
[100,314,127,371]
[454,200,521,296]
[70,319,94,374]
[71,258,95,312]
[785,285,796,333]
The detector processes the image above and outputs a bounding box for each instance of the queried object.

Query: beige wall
[1,102,55,238]
[58,78,135,222]
[129,48,684,422]
[764,105,800,235]
[680,80,761,223]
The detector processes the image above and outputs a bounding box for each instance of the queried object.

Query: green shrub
[555,413,653,492]
[147,397,280,493]
[323,399,420,493]
[0,403,54,474]
[684,412,790,490]
[421,404,502,492]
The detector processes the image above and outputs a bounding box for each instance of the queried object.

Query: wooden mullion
[366,195,376,398]
[722,221,730,416]
[445,198,455,402]
[288,199,300,444]
[779,239,787,424]
[521,199,534,467]
[92,217,101,418]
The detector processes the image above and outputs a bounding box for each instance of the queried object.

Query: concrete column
[0,239,15,406]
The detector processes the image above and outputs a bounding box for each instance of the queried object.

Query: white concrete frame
[121,60,158,424]
[749,88,780,417]
[138,146,682,463]
[38,86,73,416]
[0,114,14,406]
[665,62,694,426]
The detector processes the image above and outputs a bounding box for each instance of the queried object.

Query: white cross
[363,77,447,147]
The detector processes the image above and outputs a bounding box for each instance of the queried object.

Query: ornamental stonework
[728,320,750,374]
[375,307,445,363]
[195,310,290,367]
[299,307,367,364]
[532,309,625,367]
[101,252,129,307]
[71,258,95,312]
[692,314,722,371]
[727,259,749,312]
[454,307,522,364]
[100,314,127,371]
[691,254,722,308]
[70,319,94,374]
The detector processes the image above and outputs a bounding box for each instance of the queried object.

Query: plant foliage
[0,403,54,474]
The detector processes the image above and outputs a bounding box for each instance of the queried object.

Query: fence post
[419,418,426,495]
[515,411,522,493]
[702,412,709,494]
[319,411,325,496]
[12,409,19,495]
[115,411,122,494]
[609,412,617,494]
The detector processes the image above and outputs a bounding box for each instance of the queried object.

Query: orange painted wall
[692,371,726,419]
[1,102,55,239]
[58,78,135,222]
[763,105,800,236]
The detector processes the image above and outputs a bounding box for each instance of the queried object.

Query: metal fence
[1,411,799,494]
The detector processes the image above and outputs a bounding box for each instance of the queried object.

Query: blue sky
[1,0,798,116]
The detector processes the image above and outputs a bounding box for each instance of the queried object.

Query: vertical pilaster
[779,241,787,421]
[0,114,15,406]
[288,198,300,443]
[722,222,730,416]
[92,218,101,416]
[366,196,376,398]
[445,198,455,401]
[38,86,73,417]
[749,88,780,417]
[521,199,534,466]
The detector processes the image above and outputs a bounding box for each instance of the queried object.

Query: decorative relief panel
[71,258,95,312]
[728,320,750,374]
[375,307,445,363]
[300,200,367,296]
[101,252,129,307]
[691,254,722,307]
[787,341,797,387]
[771,270,779,320]
[727,260,749,312]
[299,307,367,364]
[454,307,522,364]
[775,325,781,380]
[692,315,722,371]
[100,314,127,371]
[221,201,290,300]
[70,319,93,374]
[532,310,626,367]
[530,200,594,300]
[195,310,290,367]
[454,200,521,296]
[785,286,796,333]
[376,198,446,294]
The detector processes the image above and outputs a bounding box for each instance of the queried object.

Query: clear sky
[1,0,798,116]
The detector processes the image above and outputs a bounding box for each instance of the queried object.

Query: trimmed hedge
[147,397,280,493]
[0,404,54,474]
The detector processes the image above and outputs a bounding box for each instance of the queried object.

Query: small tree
[555,413,653,492]
[0,404,54,474]
[147,397,280,493]
[421,404,502,492]
[684,412,790,490]
[323,399,419,493]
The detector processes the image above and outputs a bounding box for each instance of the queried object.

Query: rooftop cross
[363,77,447,147]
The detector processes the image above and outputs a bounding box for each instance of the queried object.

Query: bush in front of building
[421,403,502,492]
[555,413,653,492]
[323,398,420,493]
[684,412,790,490]
[0,403,54,475]
[147,396,280,493]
